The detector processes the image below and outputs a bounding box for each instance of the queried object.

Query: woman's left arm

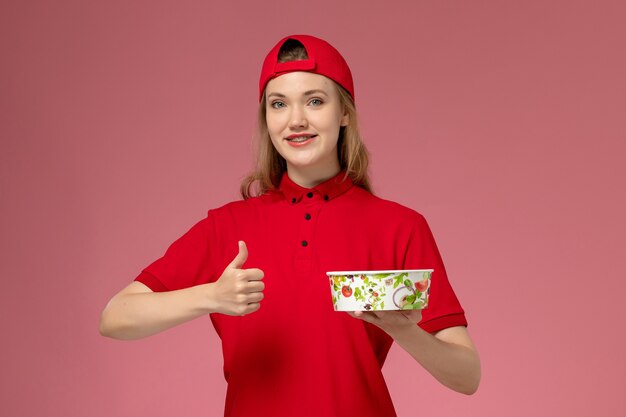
[347,310,481,394]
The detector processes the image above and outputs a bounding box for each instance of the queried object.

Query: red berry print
[415,279,428,292]
[342,285,353,297]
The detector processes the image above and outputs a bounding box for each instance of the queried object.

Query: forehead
[265,71,334,96]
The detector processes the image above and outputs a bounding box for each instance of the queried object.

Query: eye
[309,98,323,106]
[270,101,285,109]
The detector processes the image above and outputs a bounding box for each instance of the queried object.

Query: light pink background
[1,1,625,416]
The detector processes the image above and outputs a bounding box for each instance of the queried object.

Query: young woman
[100,34,480,417]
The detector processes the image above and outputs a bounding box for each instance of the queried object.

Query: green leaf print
[402,303,415,310]
[381,301,385,309]
[372,273,392,279]
[405,294,416,304]
[354,287,363,301]
[393,276,403,288]
[404,279,413,288]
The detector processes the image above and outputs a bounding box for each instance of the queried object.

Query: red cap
[258,34,355,102]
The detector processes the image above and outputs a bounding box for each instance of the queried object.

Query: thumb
[228,240,248,269]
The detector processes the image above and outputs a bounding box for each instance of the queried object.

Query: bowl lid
[326,269,433,275]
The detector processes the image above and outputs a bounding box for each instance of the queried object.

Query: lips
[286,134,317,143]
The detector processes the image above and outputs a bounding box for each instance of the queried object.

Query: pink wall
[1,1,625,416]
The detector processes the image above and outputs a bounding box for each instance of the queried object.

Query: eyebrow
[267,89,329,99]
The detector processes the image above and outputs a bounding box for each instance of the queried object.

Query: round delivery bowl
[326,270,433,311]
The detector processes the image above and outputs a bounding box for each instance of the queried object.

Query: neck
[286,161,341,188]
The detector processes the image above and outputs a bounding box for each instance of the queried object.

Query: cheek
[266,115,285,137]
[265,123,283,149]
[314,109,343,133]
[269,136,282,151]
[316,117,341,141]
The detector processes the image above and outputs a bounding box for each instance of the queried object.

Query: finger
[345,311,361,319]
[355,311,376,320]
[244,267,265,281]
[246,281,265,293]
[245,302,261,315]
[375,310,414,322]
[348,311,377,323]
[247,292,264,303]
[228,241,248,269]
[364,312,380,322]
[371,311,385,320]
[405,310,422,322]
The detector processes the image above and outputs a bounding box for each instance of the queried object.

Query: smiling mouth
[286,135,317,143]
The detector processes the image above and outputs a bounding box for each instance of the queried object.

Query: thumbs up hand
[214,241,265,316]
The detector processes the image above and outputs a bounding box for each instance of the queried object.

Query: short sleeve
[403,213,468,333]
[134,210,219,292]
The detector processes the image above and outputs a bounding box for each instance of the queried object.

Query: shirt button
[301,240,308,247]
[291,198,296,203]
[306,192,313,198]
[305,213,311,220]
[323,195,329,201]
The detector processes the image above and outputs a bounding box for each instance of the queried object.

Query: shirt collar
[279,170,354,204]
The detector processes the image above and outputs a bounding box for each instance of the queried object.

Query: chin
[284,154,320,167]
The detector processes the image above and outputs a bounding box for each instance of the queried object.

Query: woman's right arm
[99,241,264,340]
[99,281,221,340]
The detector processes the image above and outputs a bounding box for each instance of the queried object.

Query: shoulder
[347,187,426,224]
[207,191,281,217]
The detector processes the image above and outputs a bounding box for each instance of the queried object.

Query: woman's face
[265,71,349,179]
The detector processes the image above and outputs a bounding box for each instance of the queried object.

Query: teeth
[288,135,314,142]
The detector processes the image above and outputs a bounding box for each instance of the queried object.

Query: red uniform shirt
[135,170,467,417]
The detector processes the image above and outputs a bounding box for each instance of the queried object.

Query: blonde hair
[240,42,372,199]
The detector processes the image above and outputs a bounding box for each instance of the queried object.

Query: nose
[288,105,308,129]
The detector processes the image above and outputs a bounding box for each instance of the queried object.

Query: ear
[340,110,349,127]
